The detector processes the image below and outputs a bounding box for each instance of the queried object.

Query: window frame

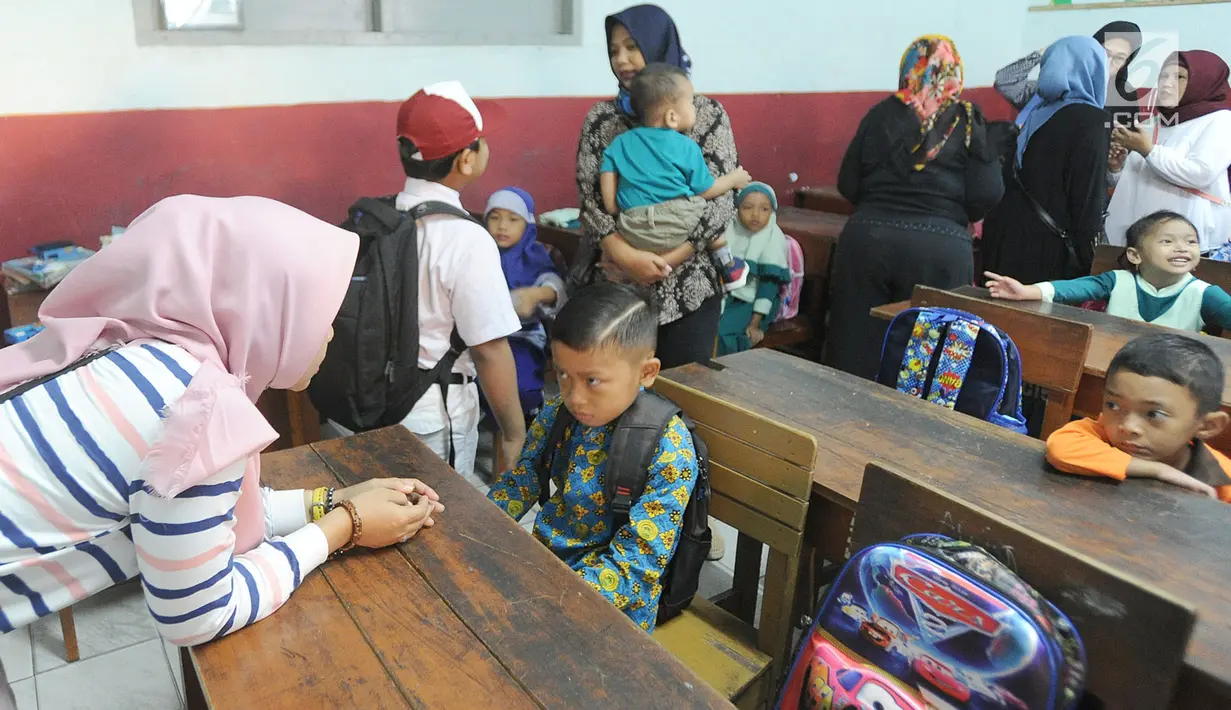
[132,0,581,47]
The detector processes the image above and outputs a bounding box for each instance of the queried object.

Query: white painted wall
[0,0,1227,116]
[0,0,1035,115]
[1022,3,1231,60]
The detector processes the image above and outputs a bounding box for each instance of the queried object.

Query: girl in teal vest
[984,210,1231,332]
[715,183,791,355]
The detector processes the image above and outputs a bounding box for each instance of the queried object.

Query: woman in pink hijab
[0,196,443,668]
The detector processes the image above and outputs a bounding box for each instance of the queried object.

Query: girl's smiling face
[486,208,528,249]
[738,191,774,233]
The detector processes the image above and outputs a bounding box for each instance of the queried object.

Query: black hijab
[1094,21,1143,114]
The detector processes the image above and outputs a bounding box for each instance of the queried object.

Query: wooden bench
[873,286,1231,452]
[760,207,846,356]
[906,285,1094,438]
[792,186,854,216]
[187,427,730,709]
[661,349,1231,709]
[653,369,818,708]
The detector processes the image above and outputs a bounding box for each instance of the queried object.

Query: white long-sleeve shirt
[0,341,328,645]
[1106,109,1231,252]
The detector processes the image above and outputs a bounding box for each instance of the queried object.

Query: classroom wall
[0,0,1222,260]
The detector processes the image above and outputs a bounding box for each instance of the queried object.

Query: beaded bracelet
[309,487,330,523]
[335,499,362,554]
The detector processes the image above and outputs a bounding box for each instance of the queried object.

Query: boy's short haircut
[629,63,689,125]
[398,137,480,182]
[1107,333,1224,414]
[552,283,658,354]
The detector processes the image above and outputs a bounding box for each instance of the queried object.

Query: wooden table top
[189,427,729,710]
[662,349,1231,698]
[871,285,1231,406]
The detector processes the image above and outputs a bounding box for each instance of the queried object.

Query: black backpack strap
[407,200,479,225]
[606,391,682,526]
[1,346,120,404]
[536,404,576,507]
[350,196,404,232]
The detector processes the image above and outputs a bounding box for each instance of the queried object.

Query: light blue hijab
[1015,35,1107,166]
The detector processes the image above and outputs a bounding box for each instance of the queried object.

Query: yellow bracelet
[310,487,330,523]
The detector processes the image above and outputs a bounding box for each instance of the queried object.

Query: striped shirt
[0,341,328,644]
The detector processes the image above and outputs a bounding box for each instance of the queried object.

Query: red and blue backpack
[777,534,1086,710]
[878,307,1027,434]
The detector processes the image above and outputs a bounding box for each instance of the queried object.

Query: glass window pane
[162,0,242,30]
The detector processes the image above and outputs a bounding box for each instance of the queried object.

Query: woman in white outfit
[1106,50,1231,253]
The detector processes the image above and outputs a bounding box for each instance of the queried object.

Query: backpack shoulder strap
[0,346,120,404]
[536,404,576,507]
[606,391,682,523]
[349,196,404,232]
[407,200,480,225]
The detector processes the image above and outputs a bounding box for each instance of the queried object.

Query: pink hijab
[0,195,358,553]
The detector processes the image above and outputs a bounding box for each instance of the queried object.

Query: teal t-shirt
[601,127,715,211]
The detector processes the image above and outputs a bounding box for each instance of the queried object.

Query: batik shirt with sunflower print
[487,396,698,632]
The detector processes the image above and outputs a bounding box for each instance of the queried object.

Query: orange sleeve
[1205,448,1231,504]
[1045,418,1132,481]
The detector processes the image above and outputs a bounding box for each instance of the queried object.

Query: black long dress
[822,97,1004,380]
[981,104,1110,284]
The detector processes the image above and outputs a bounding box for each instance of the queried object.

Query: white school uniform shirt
[1106,110,1231,252]
[395,178,520,435]
[0,341,324,642]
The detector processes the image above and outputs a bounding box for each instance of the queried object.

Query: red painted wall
[0,88,1011,260]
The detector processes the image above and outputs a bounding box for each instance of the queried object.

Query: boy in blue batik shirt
[487,283,698,632]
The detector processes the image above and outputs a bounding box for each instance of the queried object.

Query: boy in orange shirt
[1047,333,1231,501]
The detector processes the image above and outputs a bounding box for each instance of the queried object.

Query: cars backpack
[309,196,476,437]
[776,534,1086,710]
[774,234,806,323]
[878,307,1027,434]
[536,390,712,624]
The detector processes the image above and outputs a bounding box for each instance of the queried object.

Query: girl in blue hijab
[484,187,565,420]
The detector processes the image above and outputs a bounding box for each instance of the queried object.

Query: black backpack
[309,196,477,439]
[536,390,712,624]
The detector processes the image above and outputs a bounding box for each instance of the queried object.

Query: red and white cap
[395,80,505,161]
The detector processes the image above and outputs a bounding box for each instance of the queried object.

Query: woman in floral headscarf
[823,35,1003,380]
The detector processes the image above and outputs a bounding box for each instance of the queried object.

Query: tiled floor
[1,426,760,709]
[2,580,184,710]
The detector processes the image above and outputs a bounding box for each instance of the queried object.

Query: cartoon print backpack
[878,307,1027,434]
[775,234,806,323]
[776,534,1087,710]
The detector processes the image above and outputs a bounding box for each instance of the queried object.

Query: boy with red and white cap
[392,81,525,476]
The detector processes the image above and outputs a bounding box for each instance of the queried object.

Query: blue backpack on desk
[878,307,1027,434]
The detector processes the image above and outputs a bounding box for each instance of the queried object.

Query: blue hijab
[485,187,557,290]
[1015,36,1107,165]
[606,4,691,116]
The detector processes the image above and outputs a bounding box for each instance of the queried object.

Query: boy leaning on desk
[1047,333,1231,502]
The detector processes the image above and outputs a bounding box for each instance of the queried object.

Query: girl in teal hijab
[716,183,791,355]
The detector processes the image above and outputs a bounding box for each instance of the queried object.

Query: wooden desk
[2,282,49,334]
[662,349,1231,708]
[536,223,583,267]
[792,186,854,216]
[870,285,1231,450]
[187,427,729,710]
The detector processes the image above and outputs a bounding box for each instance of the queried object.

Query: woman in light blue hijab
[982,36,1111,284]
